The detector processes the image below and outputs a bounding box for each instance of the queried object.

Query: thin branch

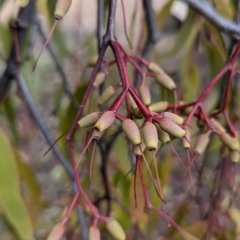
[184,0,240,39]
[141,0,160,58]
[0,0,36,101]
[103,0,118,42]
[134,0,160,87]
[97,0,105,51]
[16,73,88,240]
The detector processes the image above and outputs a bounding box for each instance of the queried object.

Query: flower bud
[194,133,210,155]
[128,94,137,110]
[133,141,146,155]
[47,223,64,240]
[139,85,151,106]
[155,73,176,91]
[78,112,100,128]
[132,108,143,119]
[89,227,100,240]
[162,112,184,125]
[210,118,226,132]
[54,0,72,20]
[98,85,115,105]
[122,119,141,145]
[159,118,185,138]
[94,111,115,132]
[182,129,191,149]
[155,124,170,144]
[230,150,240,163]
[147,62,163,73]
[142,122,158,151]
[219,133,239,151]
[93,72,106,88]
[106,218,126,240]
[148,101,168,113]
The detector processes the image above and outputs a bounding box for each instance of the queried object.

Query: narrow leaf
[0,128,33,240]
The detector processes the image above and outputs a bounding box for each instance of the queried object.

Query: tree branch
[134,0,160,87]
[97,0,105,51]
[0,0,36,101]
[184,0,240,39]
[16,72,88,240]
[141,0,160,58]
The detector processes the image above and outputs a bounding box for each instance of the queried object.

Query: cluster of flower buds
[192,117,240,162]
[147,62,176,91]
[121,112,186,155]
[219,132,239,163]
[77,111,116,141]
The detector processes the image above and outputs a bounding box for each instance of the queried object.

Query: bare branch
[184,0,240,39]
[16,72,88,240]
[0,0,36,101]
[141,0,160,58]
[97,0,105,51]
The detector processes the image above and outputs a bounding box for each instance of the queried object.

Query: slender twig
[97,0,105,51]
[141,0,160,58]
[0,0,36,101]
[184,0,240,39]
[15,73,88,240]
[134,0,160,87]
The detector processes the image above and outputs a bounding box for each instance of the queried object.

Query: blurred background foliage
[0,0,240,239]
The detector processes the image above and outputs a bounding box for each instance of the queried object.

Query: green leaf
[0,128,33,240]
[204,22,227,62]
[180,15,200,102]
[0,23,12,58]
[212,0,234,19]
[156,0,174,29]
[14,150,42,226]
[161,10,197,60]
[183,221,207,239]
[3,96,19,144]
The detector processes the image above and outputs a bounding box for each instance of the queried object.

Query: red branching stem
[223,110,236,136]
[222,71,233,111]
[128,55,150,67]
[115,112,126,121]
[110,41,130,88]
[61,191,80,226]
[128,87,151,117]
[127,58,146,76]
[184,42,240,125]
[184,65,229,126]
[150,205,194,238]
[168,101,196,111]
[66,143,100,226]
[198,105,213,130]
[108,88,128,111]
[66,43,108,142]
[229,41,240,63]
